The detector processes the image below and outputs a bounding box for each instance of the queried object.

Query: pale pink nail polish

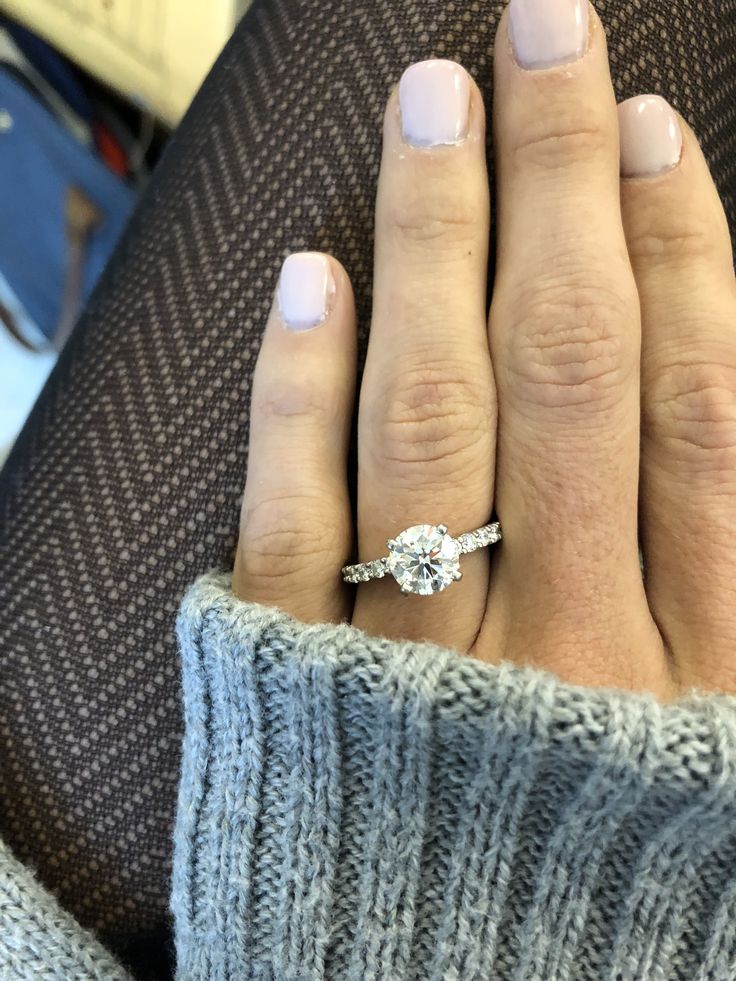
[509,0,589,70]
[277,252,335,331]
[399,59,470,147]
[618,95,683,178]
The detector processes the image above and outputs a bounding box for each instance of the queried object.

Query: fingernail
[277,252,336,331]
[399,59,470,147]
[618,95,683,178]
[509,0,589,70]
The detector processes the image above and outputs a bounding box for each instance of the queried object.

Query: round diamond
[387,524,461,595]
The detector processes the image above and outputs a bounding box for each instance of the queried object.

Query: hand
[232,0,736,701]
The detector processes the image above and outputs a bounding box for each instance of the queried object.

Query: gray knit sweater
[2,572,736,979]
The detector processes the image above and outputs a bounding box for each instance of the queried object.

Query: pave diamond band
[341,521,502,596]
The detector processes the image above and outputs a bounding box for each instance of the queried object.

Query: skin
[232,5,736,703]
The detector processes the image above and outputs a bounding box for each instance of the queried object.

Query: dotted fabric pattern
[0,0,735,938]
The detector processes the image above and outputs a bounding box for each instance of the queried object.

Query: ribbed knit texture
[2,571,736,978]
[0,839,132,979]
[172,572,736,981]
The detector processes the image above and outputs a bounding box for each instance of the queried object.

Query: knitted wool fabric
[0,839,131,979]
[171,573,736,980]
[2,573,736,979]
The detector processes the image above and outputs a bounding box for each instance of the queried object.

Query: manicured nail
[509,0,589,70]
[277,252,335,331]
[618,95,683,178]
[399,59,470,147]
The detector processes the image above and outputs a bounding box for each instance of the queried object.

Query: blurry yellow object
[1,0,250,125]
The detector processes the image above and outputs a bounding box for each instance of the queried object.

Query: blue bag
[0,64,134,347]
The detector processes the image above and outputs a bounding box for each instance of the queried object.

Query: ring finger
[351,59,495,649]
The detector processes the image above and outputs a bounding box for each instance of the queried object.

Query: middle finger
[484,1,664,688]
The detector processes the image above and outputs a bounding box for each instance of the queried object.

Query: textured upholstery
[0,0,735,937]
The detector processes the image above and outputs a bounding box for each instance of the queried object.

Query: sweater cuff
[0,840,132,980]
[173,571,736,980]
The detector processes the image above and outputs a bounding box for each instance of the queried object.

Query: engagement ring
[341,522,502,596]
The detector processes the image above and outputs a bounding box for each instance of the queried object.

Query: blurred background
[0,0,250,463]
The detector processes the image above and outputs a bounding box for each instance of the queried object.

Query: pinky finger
[233,252,357,624]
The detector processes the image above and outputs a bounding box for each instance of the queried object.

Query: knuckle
[240,495,344,583]
[252,381,337,427]
[370,362,493,481]
[508,118,611,171]
[626,212,725,269]
[386,186,481,252]
[646,358,736,464]
[498,278,636,412]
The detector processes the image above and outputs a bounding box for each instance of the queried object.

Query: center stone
[386,524,461,595]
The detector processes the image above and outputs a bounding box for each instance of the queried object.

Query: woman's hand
[232,0,736,701]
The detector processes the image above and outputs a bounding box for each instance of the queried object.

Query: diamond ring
[341,522,502,596]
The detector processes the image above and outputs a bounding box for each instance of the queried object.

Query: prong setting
[341,522,502,592]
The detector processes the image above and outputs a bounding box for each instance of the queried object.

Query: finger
[619,96,736,692]
[484,1,666,691]
[351,60,495,650]
[233,252,356,624]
